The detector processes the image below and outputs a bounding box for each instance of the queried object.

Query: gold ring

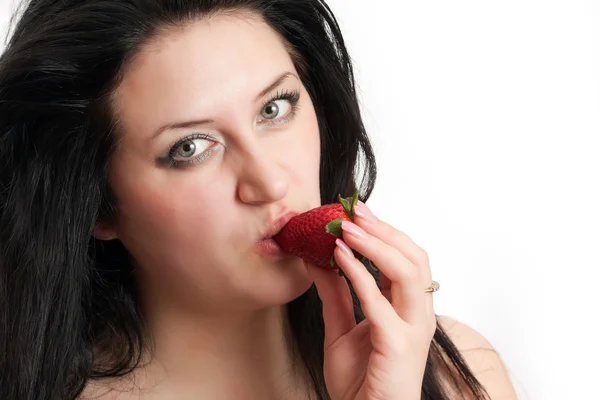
[425,281,440,293]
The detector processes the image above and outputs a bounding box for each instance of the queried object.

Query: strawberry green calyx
[325,219,344,237]
[324,190,376,277]
[338,196,352,219]
[362,256,379,272]
[351,190,360,211]
[337,190,360,221]
[325,190,360,237]
[330,255,346,276]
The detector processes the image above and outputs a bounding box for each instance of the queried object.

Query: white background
[1,1,598,399]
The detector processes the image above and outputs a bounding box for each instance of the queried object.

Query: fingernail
[354,202,374,222]
[341,221,367,240]
[335,238,354,257]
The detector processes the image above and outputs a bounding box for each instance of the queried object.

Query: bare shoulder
[437,316,518,400]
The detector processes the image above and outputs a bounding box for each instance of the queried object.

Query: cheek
[110,164,236,265]
[286,101,321,189]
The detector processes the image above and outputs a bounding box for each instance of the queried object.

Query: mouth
[255,211,298,257]
[259,211,298,240]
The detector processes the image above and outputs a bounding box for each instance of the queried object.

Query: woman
[0,0,518,399]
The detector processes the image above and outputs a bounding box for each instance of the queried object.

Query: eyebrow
[152,71,298,139]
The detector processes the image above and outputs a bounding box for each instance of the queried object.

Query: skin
[87,11,518,400]
[93,12,320,399]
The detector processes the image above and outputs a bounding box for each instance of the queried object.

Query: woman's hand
[305,201,437,400]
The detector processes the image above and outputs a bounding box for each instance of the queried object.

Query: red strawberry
[273,191,377,276]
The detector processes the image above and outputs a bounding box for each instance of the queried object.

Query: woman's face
[100,12,321,311]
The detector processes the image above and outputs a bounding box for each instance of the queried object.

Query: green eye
[165,133,217,168]
[261,101,280,119]
[177,140,197,158]
[259,90,300,124]
[261,99,292,120]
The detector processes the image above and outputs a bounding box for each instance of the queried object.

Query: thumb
[305,260,356,347]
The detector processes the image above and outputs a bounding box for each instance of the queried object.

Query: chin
[253,258,313,307]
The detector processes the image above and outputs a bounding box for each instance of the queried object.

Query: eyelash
[259,89,301,125]
[165,89,301,168]
[165,133,217,168]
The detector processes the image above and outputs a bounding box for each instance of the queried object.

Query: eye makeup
[158,89,301,169]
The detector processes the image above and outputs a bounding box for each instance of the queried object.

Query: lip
[255,211,298,258]
[259,211,298,240]
[255,238,287,258]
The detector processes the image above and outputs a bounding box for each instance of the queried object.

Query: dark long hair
[0,1,490,399]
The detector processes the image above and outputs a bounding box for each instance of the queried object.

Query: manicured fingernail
[341,221,367,240]
[354,202,374,222]
[335,238,354,257]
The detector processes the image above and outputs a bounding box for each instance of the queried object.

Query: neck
[130,295,311,399]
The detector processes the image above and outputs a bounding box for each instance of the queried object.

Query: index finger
[305,261,356,348]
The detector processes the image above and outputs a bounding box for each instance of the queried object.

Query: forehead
[112,12,295,135]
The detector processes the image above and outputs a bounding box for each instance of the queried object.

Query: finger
[380,272,392,303]
[334,239,400,329]
[380,269,434,330]
[426,293,437,336]
[304,261,356,348]
[341,220,426,325]
[354,201,432,283]
[354,202,437,332]
[359,213,435,331]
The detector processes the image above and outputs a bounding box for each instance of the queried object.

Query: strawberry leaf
[338,190,361,221]
[338,194,353,219]
[360,255,379,272]
[351,190,360,209]
[330,255,336,268]
[368,260,379,272]
[325,219,344,237]
[338,268,345,277]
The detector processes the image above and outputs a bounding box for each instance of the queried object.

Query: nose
[236,147,289,205]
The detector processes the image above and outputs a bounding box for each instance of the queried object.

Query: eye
[261,99,291,120]
[258,90,300,125]
[165,133,218,168]
[173,137,211,161]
